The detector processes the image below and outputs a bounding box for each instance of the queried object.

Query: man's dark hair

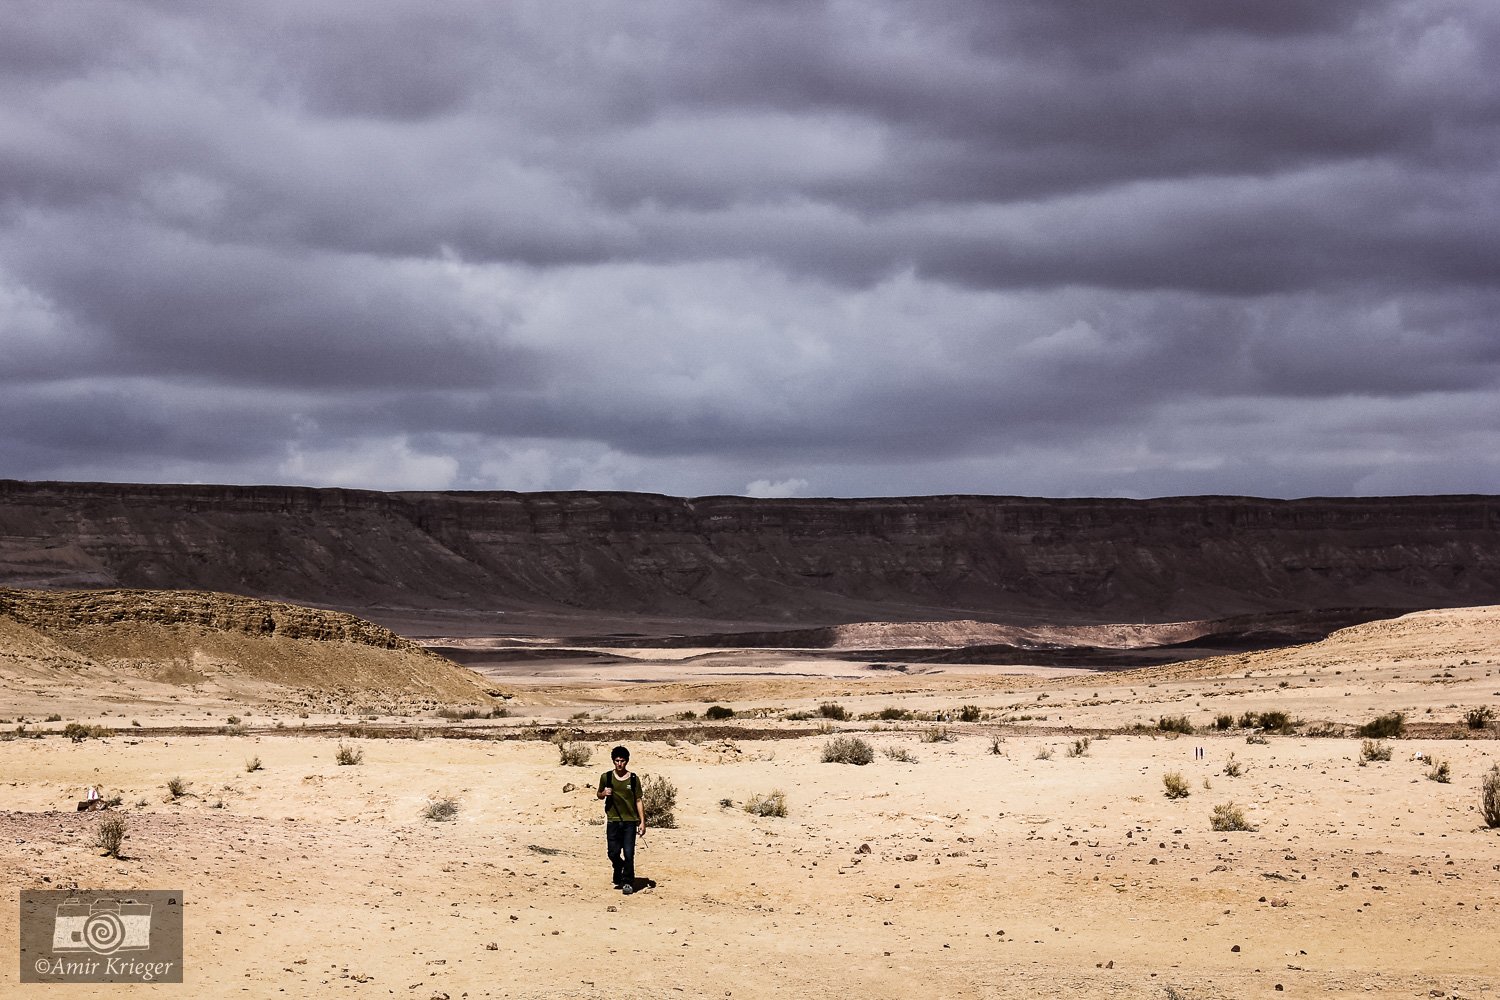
[611,745,630,762]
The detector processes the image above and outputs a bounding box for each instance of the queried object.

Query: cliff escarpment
[1,480,1497,627]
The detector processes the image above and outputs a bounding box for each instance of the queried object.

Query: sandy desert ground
[3,607,1499,999]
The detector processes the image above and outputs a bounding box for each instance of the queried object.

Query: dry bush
[1481,765,1500,828]
[1466,706,1494,730]
[958,705,983,722]
[875,707,912,721]
[1035,745,1054,760]
[1361,739,1392,762]
[920,726,953,743]
[705,705,735,720]
[1067,738,1091,758]
[334,743,364,766]
[821,735,874,765]
[244,756,263,773]
[1357,712,1406,739]
[558,742,592,767]
[1157,716,1194,735]
[94,816,127,858]
[1427,760,1451,783]
[165,776,189,799]
[1162,772,1191,799]
[1214,714,1235,731]
[1222,752,1243,777]
[882,745,917,763]
[423,796,460,822]
[1210,802,1256,831]
[642,774,677,828]
[63,723,111,742]
[989,735,1005,755]
[818,702,850,721]
[743,790,787,818]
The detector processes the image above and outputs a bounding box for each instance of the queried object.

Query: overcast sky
[2,1,1498,499]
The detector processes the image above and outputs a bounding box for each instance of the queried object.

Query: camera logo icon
[52,898,153,956]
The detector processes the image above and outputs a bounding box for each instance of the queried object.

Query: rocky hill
[1,480,1497,628]
[0,587,500,713]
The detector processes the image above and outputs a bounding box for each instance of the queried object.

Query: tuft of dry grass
[1222,752,1243,777]
[423,796,460,822]
[558,742,592,767]
[1209,801,1256,831]
[1426,760,1451,783]
[244,756,263,773]
[642,774,677,828]
[334,743,364,766]
[94,816,127,858]
[821,735,874,765]
[1066,737,1091,758]
[1162,772,1191,799]
[882,745,917,763]
[1361,739,1392,762]
[1482,764,1500,829]
[166,776,189,799]
[743,790,787,817]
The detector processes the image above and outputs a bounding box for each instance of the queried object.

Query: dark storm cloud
[1,0,1497,497]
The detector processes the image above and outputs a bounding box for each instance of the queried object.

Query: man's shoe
[621,884,635,895]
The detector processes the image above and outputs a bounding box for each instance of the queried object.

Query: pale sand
[1,606,1498,998]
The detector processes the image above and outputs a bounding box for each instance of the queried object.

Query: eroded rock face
[1,480,1497,625]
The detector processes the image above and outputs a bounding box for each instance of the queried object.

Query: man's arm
[634,775,646,833]
[597,775,611,800]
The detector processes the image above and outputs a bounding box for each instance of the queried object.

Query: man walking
[597,745,646,894]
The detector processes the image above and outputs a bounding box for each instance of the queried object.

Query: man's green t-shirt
[599,770,640,823]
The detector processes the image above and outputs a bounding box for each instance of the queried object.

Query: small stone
[1231,945,1241,953]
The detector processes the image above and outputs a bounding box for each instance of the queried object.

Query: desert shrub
[1162,772,1191,799]
[1427,760,1451,784]
[1067,738,1091,758]
[1360,739,1392,762]
[165,777,189,799]
[1214,714,1234,731]
[423,796,460,822]
[1257,711,1294,734]
[226,715,240,725]
[334,743,364,766]
[920,726,953,743]
[705,705,735,721]
[558,742,592,767]
[94,816,127,858]
[641,774,677,828]
[63,722,110,742]
[882,745,917,763]
[1466,707,1494,730]
[821,735,874,765]
[876,707,912,721]
[1035,745,1053,761]
[1357,712,1406,739]
[244,756,263,773]
[718,797,734,809]
[220,723,248,736]
[958,704,983,723]
[1238,711,1259,729]
[818,702,850,721]
[1222,753,1243,777]
[1158,716,1194,735]
[1245,734,1269,745]
[1482,765,1500,829]
[1210,801,1256,831]
[743,790,787,818]
[45,713,62,722]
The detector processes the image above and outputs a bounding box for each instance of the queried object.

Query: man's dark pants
[606,820,637,886]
